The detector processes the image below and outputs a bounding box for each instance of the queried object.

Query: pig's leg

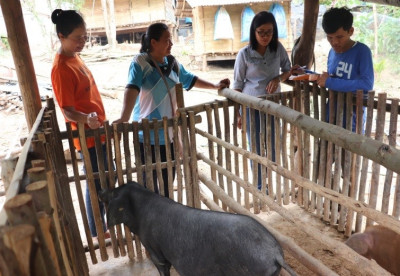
[147,248,171,276]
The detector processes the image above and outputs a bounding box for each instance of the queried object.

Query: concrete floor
[87,246,179,276]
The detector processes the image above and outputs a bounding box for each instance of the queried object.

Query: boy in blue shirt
[317,7,374,132]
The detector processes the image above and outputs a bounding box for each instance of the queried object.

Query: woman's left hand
[266,77,280,94]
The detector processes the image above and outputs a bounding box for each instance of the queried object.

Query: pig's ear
[99,189,112,203]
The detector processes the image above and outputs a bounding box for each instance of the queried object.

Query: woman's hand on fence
[266,77,280,94]
[87,113,101,129]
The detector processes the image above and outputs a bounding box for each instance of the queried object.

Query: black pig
[99,181,296,276]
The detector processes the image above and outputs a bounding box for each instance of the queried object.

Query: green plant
[1,36,10,50]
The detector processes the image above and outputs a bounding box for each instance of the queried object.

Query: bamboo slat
[281,94,290,205]
[205,104,218,205]
[330,92,344,225]
[181,111,193,207]
[250,108,260,214]
[367,93,387,227]
[222,101,233,208]
[260,111,268,210]
[310,83,320,212]
[381,99,398,214]
[302,83,311,210]
[233,103,241,205]
[267,113,274,200]
[323,91,336,222]
[123,123,133,182]
[172,117,183,204]
[213,103,226,211]
[152,118,165,196]
[142,119,155,192]
[393,174,400,219]
[241,104,250,209]
[274,113,282,206]
[288,94,296,203]
[338,93,353,230]
[316,87,328,217]
[103,122,121,257]
[189,111,201,209]
[355,91,375,232]
[77,124,108,262]
[295,82,303,206]
[344,91,364,236]
[163,117,174,201]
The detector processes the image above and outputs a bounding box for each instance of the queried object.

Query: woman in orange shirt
[51,9,110,240]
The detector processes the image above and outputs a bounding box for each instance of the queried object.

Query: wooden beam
[0,0,42,130]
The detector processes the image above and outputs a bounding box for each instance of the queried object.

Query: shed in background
[187,0,292,70]
[81,0,177,45]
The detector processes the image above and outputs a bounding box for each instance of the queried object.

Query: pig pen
[0,82,399,275]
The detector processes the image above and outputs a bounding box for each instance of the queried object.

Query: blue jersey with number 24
[325,41,374,93]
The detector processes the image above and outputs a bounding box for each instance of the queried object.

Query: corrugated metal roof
[186,0,288,7]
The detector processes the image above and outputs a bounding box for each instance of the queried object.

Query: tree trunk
[293,0,319,68]
[0,0,42,130]
[101,0,117,48]
[107,0,117,49]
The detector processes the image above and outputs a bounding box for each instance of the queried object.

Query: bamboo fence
[0,82,399,275]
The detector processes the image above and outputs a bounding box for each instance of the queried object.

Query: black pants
[139,143,175,198]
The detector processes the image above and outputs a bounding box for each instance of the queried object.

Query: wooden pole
[0,0,42,130]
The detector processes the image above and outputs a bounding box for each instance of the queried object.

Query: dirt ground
[0,41,397,275]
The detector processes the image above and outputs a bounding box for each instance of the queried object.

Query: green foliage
[1,36,10,50]
[373,58,385,80]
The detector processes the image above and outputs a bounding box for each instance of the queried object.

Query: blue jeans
[245,108,275,191]
[80,144,109,237]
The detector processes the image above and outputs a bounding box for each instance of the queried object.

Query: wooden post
[1,224,35,276]
[0,0,42,130]
[4,194,56,276]
[0,156,18,192]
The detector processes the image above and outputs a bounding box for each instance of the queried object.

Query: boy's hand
[317,72,329,87]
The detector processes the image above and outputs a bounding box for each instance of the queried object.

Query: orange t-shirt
[51,53,106,150]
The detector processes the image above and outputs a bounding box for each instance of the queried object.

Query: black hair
[322,7,353,34]
[51,9,85,38]
[249,11,278,52]
[140,23,169,53]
